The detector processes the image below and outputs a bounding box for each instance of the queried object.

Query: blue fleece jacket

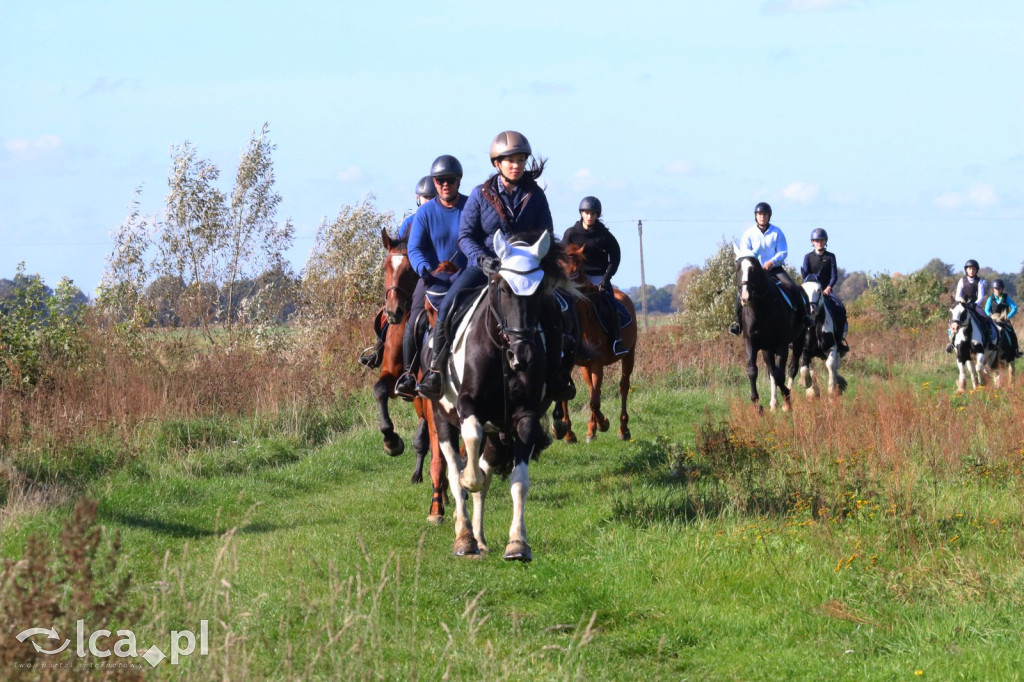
[408,195,468,277]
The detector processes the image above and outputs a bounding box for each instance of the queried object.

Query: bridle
[484,272,543,432]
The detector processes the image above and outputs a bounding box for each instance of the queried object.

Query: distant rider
[946,259,988,353]
[984,278,1023,358]
[562,196,627,356]
[396,176,438,240]
[800,227,848,353]
[729,202,808,335]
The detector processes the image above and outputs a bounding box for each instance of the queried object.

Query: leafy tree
[672,266,700,312]
[303,197,391,323]
[834,271,868,301]
[97,186,155,336]
[677,242,736,339]
[919,258,954,281]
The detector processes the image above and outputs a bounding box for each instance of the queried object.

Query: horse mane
[435,260,459,275]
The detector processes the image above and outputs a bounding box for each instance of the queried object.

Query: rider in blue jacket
[416,131,574,402]
[984,278,1023,358]
[358,175,437,368]
[394,156,468,398]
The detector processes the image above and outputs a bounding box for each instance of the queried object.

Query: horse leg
[459,414,486,493]
[554,399,576,444]
[471,459,492,553]
[373,376,404,456]
[588,367,609,442]
[426,404,448,525]
[746,347,761,413]
[825,348,842,395]
[956,358,969,393]
[437,419,477,557]
[618,352,634,441]
[410,413,428,483]
[504,418,540,562]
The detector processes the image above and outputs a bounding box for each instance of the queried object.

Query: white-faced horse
[790,280,848,397]
[949,302,1015,392]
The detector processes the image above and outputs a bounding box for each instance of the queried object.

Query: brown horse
[374,228,419,456]
[551,244,637,443]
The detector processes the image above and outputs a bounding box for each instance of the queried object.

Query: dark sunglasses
[434,176,458,186]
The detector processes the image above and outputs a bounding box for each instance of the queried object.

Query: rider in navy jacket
[416,131,574,402]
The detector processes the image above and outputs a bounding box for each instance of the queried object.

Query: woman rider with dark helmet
[562,196,627,356]
[416,131,575,402]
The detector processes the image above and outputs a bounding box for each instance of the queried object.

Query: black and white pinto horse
[431,230,573,561]
[949,302,1015,392]
[790,280,848,397]
[733,250,807,412]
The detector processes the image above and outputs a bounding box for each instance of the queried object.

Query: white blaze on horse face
[802,281,822,315]
[389,254,406,274]
[738,258,754,305]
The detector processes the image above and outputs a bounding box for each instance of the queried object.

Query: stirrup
[611,339,628,356]
[728,322,741,336]
[358,346,382,368]
[395,372,417,400]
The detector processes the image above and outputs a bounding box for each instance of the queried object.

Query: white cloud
[4,134,62,161]
[571,167,593,191]
[663,160,694,175]
[933,183,997,209]
[337,165,363,183]
[781,181,819,204]
[762,0,858,14]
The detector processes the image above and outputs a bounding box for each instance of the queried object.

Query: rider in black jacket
[562,196,627,356]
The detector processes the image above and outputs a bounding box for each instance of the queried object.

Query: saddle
[586,289,632,336]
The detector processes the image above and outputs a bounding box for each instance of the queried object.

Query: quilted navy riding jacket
[457,174,554,267]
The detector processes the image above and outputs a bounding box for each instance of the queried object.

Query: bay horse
[949,302,1015,392]
[374,228,422,456]
[551,244,637,443]
[431,229,573,561]
[791,280,848,397]
[733,250,807,412]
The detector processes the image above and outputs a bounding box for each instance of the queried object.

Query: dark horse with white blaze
[949,302,1015,392]
[734,251,807,412]
[791,280,848,397]
[551,243,637,443]
[430,229,574,561]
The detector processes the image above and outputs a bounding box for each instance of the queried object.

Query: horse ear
[381,227,391,249]
[493,230,510,261]
[529,231,551,259]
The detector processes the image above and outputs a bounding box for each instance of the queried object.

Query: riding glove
[478,255,501,275]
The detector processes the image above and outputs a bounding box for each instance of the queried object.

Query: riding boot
[542,300,575,402]
[357,330,386,368]
[415,323,450,400]
[599,291,628,356]
[395,311,423,399]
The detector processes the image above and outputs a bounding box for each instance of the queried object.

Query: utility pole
[638,220,648,329]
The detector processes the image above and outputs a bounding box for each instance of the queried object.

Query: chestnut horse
[551,244,637,443]
[374,228,421,456]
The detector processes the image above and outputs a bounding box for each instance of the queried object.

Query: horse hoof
[598,417,610,432]
[383,435,405,457]
[618,429,630,441]
[411,472,423,484]
[427,514,444,526]
[565,431,578,444]
[586,435,594,444]
[503,541,532,562]
[782,402,792,413]
[552,420,569,441]
[454,536,480,557]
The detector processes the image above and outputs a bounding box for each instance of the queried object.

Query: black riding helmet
[415,175,437,199]
[993,278,1005,290]
[755,202,772,218]
[579,196,602,216]
[964,259,979,272]
[810,228,828,241]
[430,155,463,178]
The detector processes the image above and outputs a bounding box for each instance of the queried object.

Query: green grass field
[4,338,1024,680]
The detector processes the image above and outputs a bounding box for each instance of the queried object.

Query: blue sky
[2,0,1022,294]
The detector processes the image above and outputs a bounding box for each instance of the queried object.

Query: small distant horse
[431,230,571,561]
[733,251,807,412]
[791,280,848,397]
[551,244,637,443]
[373,228,421,456]
[949,302,1015,392]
